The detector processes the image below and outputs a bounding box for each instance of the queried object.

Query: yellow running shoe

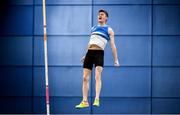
[93,99,100,107]
[75,101,89,109]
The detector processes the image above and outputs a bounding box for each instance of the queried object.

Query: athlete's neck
[98,22,106,26]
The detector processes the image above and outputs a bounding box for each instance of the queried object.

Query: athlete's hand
[81,56,85,63]
[114,60,120,67]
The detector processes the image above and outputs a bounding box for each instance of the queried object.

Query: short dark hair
[99,9,108,17]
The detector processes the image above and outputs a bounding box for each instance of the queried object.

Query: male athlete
[76,9,119,108]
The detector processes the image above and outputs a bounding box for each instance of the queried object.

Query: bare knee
[83,75,89,83]
[95,66,103,81]
[95,75,101,82]
[83,68,91,83]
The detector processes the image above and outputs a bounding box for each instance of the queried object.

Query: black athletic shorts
[83,50,104,70]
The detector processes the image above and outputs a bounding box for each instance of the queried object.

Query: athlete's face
[98,12,107,23]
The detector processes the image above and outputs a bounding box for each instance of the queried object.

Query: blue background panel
[153,6,180,35]
[6,0,33,5]
[92,98,150,114]
[94,0,151,4]
[34,6,91,35]
[93,6,151,35]
[0,6,33,35]
[34,67,86,96]
[0,37,32,65]
[152,99,180,114]
[0,97,32,114]
[153,36,180,66]
[154,0,180,4]
[104,36,151,66]
[0,67,32,96]
[152,67,180,97]
[34,36,88,66]
[92,67,151,97]
[35,0,91,5]
[33,97,46,114]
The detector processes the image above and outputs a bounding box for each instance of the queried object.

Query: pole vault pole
[42,0,50,114]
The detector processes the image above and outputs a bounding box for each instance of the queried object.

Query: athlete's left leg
[94,66,103,106]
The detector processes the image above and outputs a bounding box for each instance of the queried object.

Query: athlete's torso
[88,24,110,50]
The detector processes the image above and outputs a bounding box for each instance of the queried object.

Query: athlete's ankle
[95,97,99,100]
[82,100,88,103]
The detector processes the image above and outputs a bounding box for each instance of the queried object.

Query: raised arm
[108,28,119,67]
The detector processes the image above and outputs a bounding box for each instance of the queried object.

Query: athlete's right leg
[82,68,91,102]
[75,68,91,108]
[76,50,93,108]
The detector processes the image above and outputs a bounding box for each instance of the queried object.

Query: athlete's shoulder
[105,25,112,30]
[91,25,98,29]
[91,25,97,31]
[108,26,114,34]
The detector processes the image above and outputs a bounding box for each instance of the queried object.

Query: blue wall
[0,0,180,114]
